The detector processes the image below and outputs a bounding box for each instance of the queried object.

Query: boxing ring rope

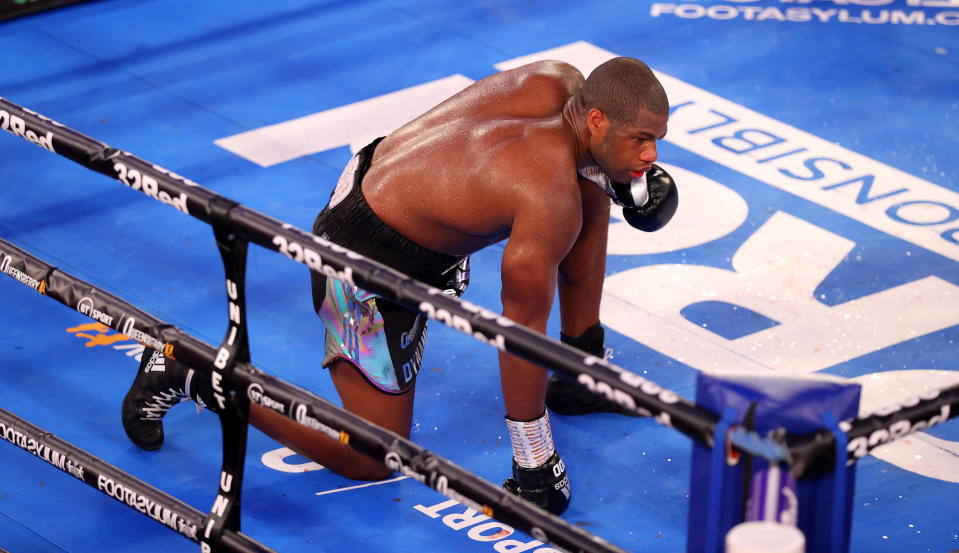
[0,405,275,553]
[0,96,727,447]
[0,236,625,553]
[786,382,958,477]
[3,96,959,550]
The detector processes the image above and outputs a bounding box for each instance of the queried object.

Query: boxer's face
[588,107,667,185]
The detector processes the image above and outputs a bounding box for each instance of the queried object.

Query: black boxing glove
[621,163,678,232]
[546,324,642,416]
[503,451,571,515]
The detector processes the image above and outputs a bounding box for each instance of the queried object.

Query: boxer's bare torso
[363,61,591,257]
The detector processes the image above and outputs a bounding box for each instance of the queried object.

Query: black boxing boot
[546,323,642,416]
[502,411,571,515]
[546,376,645,416]
[121,348,211,451]
[503,451,571,515]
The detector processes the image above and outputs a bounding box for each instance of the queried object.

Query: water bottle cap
[725,521,805,553]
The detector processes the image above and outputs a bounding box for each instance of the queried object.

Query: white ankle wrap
[506,411,555,469]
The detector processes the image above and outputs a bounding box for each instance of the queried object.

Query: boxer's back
[362,61,586,256]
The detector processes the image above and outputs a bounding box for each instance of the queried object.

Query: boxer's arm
[498,184,582,420]
[497,173,581,514]
[557,176,611,337]
[548,179,646,417]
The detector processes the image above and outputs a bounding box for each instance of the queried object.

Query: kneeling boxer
[122,56,678,516]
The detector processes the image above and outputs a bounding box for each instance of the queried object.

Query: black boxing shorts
[311,137,469,394]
